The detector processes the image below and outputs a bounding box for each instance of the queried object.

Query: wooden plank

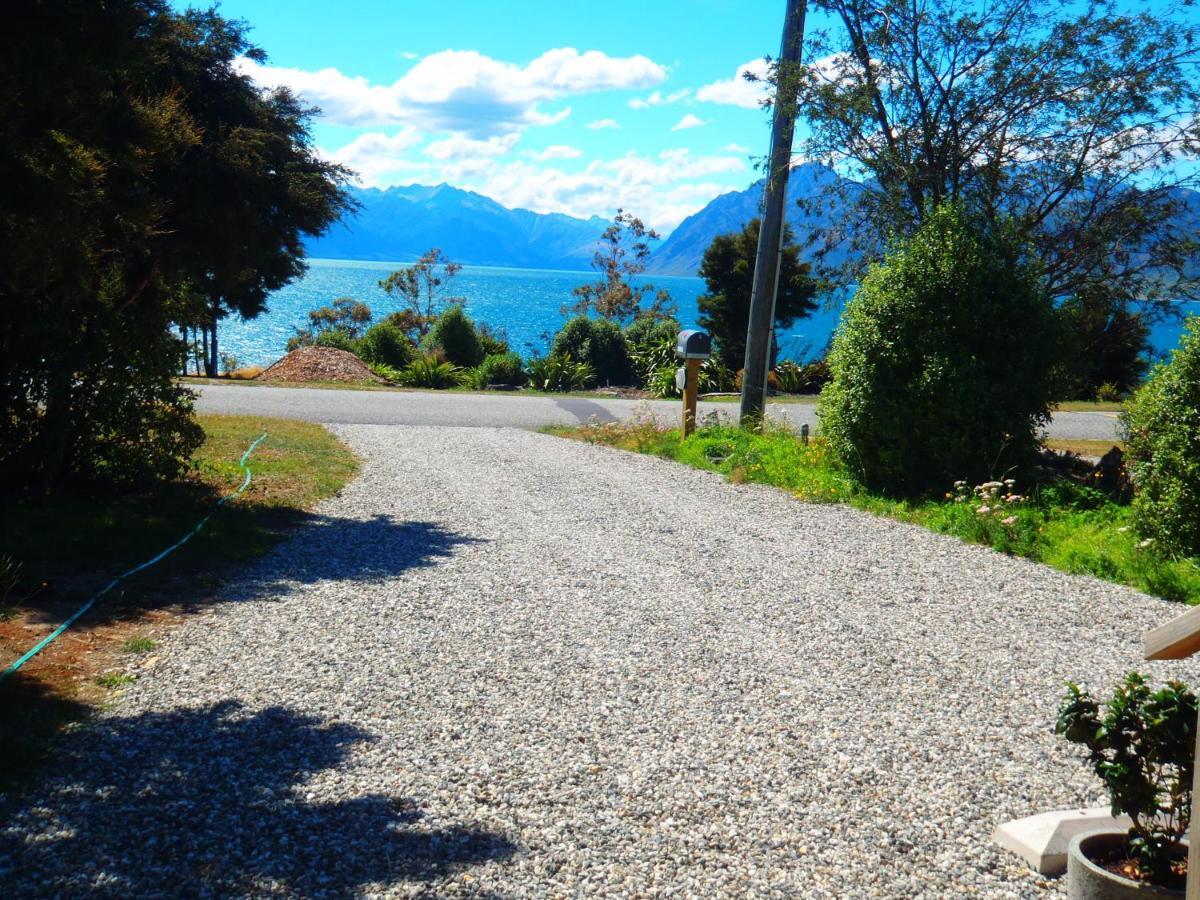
[1145,605,1200,660]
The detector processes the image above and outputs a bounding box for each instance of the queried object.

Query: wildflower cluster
[949,478,1025,526]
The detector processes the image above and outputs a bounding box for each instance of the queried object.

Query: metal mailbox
[675,330,712,360]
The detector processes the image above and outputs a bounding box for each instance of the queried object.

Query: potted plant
[1056,673,1197,897]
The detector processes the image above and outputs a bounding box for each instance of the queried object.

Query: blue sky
[174,1,816,231]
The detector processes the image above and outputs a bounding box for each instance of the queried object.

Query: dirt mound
[259,346,384,384]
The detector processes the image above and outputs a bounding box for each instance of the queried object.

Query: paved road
[194,382,1123,441]
[4,425,1189,896]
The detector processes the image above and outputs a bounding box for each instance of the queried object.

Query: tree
[779,0,1200,327]
[818,204,1062,496]
[0,0,352,490]
[1058,286,1150,399]
[288,298,373,350]
[569,210,676,323]
[379,249,464,340]
[696,219,818,371]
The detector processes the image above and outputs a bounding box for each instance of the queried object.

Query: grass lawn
[0,414,358,796]
[551,420,1200,607]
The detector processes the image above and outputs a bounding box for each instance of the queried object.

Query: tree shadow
[224,515,485,598]
[0,700,516,894]
[553,397,620,424]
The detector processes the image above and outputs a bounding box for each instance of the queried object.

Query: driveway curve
[194,382,1124,442]
[2,425,1178,896]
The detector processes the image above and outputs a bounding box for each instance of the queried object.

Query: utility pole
[740,0,808,424]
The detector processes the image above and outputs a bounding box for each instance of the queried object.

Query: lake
[219,258,1197,369]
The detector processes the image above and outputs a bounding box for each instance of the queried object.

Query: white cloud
[628,88,691,110]
[399,51,419,60]
[671,113,708,131]
[235,47,665,138]
[587,118,620,130]
[326,129,430,182]
[529,144,584,161]
[724,142,752,153]
[696,58,771,109]
[424,133,520,161]
[450,148,747,230]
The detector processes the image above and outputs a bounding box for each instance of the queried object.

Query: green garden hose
[0,433,268,683]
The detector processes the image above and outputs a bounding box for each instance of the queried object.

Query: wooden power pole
[739,0,808,424]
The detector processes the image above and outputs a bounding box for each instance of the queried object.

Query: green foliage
[477,322,510,357]
[367,362,404,384]
[550,316,633,385]
[312,329,357,353]
[0,0,351,490]
[121,637,156,653]
[1124,316,1200,558]
[629,334,734,398]
[396,356,465,389]
[526,354,596,392]
[423,305,484,368]
[697,219,818,371]
[470,352,528,389]
[774,359,831,395]
[1057,674,1196,884]
[94,672,137,688]
[379,249,463,340]
[819,205,1062,496]
[624,315,681,351]
[1059,287,1150,399]
[569,210,675,322]
[357,322,416,370]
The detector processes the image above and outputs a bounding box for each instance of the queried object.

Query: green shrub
[625,315,681,351]
[550,316,633,385]
[397,355,465,389]
[357,322,416,369]
[477,322,510,357]
[313,329,357,353]
[526,353,595,392]
[470,352,528,389]
[368,362,404,383]
[423,305,483,368]
[818,204,1061,496]
[1124,316,1200,558]
[631,333,734,398]
[1057,674,1196,886]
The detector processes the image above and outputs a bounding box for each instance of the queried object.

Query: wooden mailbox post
[676,330,711,437]
[1145,606,1200,898]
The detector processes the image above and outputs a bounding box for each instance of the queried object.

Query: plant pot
[1067,830,1186,899]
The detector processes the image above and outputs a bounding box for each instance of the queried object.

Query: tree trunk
[204,295,219,378]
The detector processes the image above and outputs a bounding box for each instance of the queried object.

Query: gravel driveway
[3,425,1193,897]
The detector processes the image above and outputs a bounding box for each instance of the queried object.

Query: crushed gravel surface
[3,425,1195,897]
[259,346,383,383]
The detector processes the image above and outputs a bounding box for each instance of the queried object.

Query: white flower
[1138,538,1154,549]
[1118,526,1130,533]
[1001,516,1017,526]
[977,505,991,515]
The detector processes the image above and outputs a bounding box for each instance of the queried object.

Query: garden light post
[676,330,711,437]
[1144,606,1200,899]
[740,0,808,425]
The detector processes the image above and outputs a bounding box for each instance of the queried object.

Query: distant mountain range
[305,166,1200,280]
[304,165,861,277]
[305,183,609,271]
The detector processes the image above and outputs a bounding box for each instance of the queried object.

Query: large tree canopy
[0,0,352,490]
[697,219,818,371]
[783,0,1200,311]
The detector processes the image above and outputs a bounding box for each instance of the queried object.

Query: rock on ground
[3,425,1196,897]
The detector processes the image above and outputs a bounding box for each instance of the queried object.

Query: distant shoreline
[305,257,704,281]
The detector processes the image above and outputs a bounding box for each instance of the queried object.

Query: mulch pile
[259,346,384,383]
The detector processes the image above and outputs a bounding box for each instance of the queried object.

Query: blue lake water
[220,258,1198,369]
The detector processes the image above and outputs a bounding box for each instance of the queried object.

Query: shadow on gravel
[0,700,516,893]
[232,515,485,598]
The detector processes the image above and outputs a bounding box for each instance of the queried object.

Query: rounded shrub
[472,351,528,388]
[313,329,357,353]
[357,322,416,370]
[624,314,681,350]
[1124,316,1200,558]
[818,204,1061,496]
[550,316,633,385]
[423,305,483,368]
